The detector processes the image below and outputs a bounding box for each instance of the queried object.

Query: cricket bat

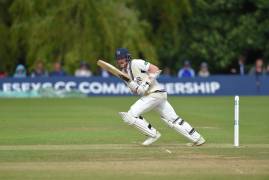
[97,60,130,82]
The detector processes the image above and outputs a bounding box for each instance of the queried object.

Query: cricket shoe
[187,136,206,147]
[142,132,161,146]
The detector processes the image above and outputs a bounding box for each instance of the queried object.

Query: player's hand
[127,81,139,92]
[137,81,150,95]
[147,70,162,83]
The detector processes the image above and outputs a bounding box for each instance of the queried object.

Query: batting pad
[161,117,201,143]
[119,112,158,138]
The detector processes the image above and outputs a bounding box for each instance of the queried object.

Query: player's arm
[147,63,162,81]
[148,64,159,74]
[128,61,161,95]
[136,63,162,94]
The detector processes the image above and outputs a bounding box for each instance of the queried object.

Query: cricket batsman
[116,48,206,146]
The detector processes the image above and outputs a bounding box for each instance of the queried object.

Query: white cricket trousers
[127,92,202,143]
[128,92,178,121]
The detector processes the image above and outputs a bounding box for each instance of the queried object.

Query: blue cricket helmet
[115,48,131,61]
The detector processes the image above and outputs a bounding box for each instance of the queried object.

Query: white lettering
[32,83,41,91]
[120,84,130,94]
[103,83,118,94]
[90,82,102,94]
[165,83,174,94]
[205,83,211,93]
[175,83,184,94]
[185,83,193,94]
[162,82,221,95]
[79,82,90,94]
[0,80,221,95]
[211,82,220,93]
[193,83,205,94]
[42,82,53,89]
[3,83,11,92]
[13,83,21,92]
[66,81,76,91]
[21,83,30,92]
[54,81,65,90]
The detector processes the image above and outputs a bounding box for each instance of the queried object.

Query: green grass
[0,96,268,179]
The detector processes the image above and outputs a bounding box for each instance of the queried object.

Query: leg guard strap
[161,116,201,142]
[119,112,158,138]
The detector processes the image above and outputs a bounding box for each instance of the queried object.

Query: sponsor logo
[161,82,220,94]
[0,80,220,95]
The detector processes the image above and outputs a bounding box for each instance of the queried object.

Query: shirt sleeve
[134,59,150,72]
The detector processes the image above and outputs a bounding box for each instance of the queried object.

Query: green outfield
[0,96,268,180]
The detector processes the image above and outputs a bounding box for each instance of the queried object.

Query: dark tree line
[0,0,268,75]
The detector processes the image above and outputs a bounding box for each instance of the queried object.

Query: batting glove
[136,81,150,95]
[127,80,139,92]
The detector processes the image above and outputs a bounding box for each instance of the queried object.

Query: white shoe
[187,136,206,147]
[142,132,161,146]
[194,136,206,146]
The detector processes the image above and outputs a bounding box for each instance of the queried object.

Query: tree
[133,0,191,72]
[0,0,14,74]
[9,0,157,74]
[1,0,269,75]
[179,0,269,73]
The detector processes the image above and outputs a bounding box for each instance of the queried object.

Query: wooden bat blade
[97,60,130,82]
